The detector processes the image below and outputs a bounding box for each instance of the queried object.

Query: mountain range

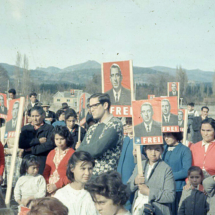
[0,60,214,85]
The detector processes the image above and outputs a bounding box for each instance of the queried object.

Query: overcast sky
[1,0,215,71]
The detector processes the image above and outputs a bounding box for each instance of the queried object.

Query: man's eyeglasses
[89,102,101,109]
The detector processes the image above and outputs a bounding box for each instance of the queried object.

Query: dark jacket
[70,124,86,149]
[27,99,42,111]
[178,189,208,215]
[192,116,206,143]
[19,123,54,174]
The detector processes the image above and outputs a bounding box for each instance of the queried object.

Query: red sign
[132,99,163,145]
[178,109,185,132]
[102,60,134,117]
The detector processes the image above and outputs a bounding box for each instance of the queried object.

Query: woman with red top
[43,126,75,196]
[189,118,215,178]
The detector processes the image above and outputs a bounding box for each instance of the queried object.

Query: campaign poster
[132,99,163,145]
[156,96,179,132]
[148,95,155,100]
[0,93,8,120]
[79,93,86,125]
[102,60,134,117]
[167,82,180,98]
[178,109,185,132]
[4,99,21,138]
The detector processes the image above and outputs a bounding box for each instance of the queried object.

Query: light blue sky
[1,0,215,71]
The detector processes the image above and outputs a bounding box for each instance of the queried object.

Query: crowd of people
[0,89,215,215]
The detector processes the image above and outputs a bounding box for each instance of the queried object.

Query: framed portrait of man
[5,99,21,138]
[132,99,163,145]
[102,60,134,117]
[167,82,180,106]
[157,96,179,132]
[0,93,8,119]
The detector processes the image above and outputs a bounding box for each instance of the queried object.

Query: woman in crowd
[43,126,75,195]
[54,151,97,215]
[65,109,86,149]
[52,110,66,127]
[19,106,54,174]
[85,171,131,215]
[162,132,192,215]
[189,118,215,178]
[128,144,175,215]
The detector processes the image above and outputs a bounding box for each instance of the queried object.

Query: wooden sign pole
[183,109,188,146]
[5,97,25,207]
[136,145,143,176]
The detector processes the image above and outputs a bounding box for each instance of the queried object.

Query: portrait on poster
[5,99,20,138]
[0,93,7,119]
[178,109,185,132]
[132,99,163,145]
[168,82,180,98]
[102,60,133,117]
[79,93,86,122]
[159,96,179,132]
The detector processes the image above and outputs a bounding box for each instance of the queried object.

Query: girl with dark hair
[162,132,192,215]
[43,126,75,196]
[85,171,131,215]
[65,109,86,149]
[54,151,97,215]
[52,109,66,127]
[14,155,46,213]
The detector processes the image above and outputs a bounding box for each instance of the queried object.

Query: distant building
[53,89,83,111]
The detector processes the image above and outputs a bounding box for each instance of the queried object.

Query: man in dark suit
[0,95,7,115]
[134,102,162,137]
[169,82,178,96]
[5,101,19,133]
[79,97,85,121]
[162,99,178,126]
[106,64,131,105]
[178,110,184,127]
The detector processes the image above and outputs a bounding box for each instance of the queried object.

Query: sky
[1,0,215,71]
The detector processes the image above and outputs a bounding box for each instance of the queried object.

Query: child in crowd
[43,126,75,196]
[14,155,46,214]
[85,171,131,215]
[65,109,86,149]
[54,151,98,215]
[178,166,208,215]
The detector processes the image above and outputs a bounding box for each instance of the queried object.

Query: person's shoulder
[152,120,161,126]
[109,116,123,127]
[106,89,113,94]
[43,123,54,130]
[21,123,34,131]
[158,160,173,171]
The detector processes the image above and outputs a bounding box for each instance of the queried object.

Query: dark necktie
[147,125,150,132]
[115,93,118,102]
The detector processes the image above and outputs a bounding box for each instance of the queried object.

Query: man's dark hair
[8,88,16,95]
[188,102,195,107]
[201,106,209,111]
[29,92,37,98]
[89,93,111,111]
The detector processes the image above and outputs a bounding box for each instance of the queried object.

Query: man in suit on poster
[106,64,131,105]
[79,97,85,121]
[169,82,178,96]
[0,95,7,115]
[134,102,161,137]
[5,101,19,133]
[178,110,184,127]
[162,99,178,126]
